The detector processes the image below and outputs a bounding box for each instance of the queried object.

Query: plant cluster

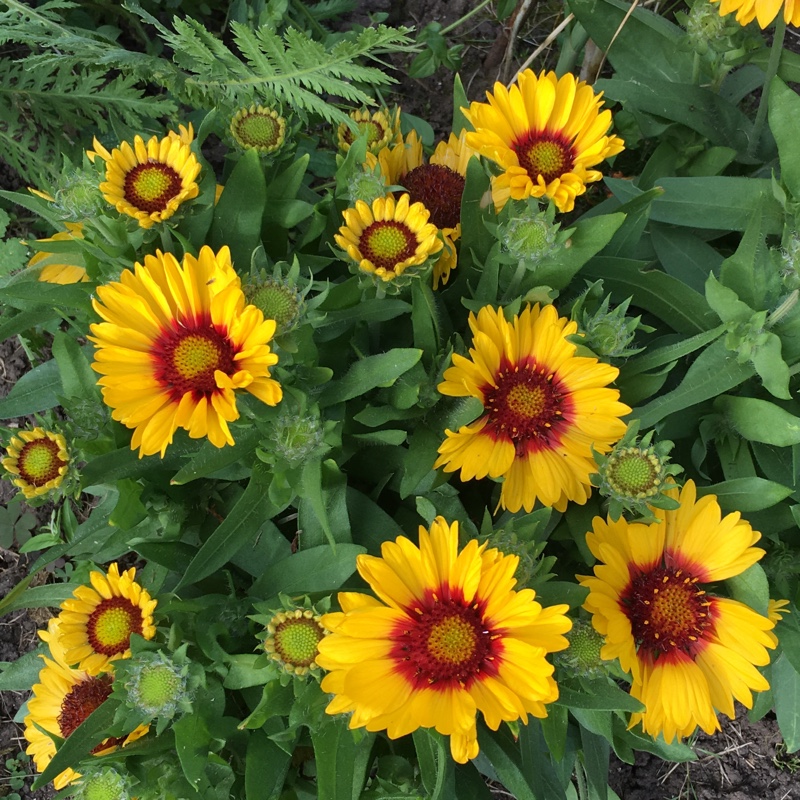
[1,1,800,799]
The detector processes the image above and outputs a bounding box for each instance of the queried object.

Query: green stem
[748,16,786,158]
[691,51,701,85]
[503,259,528,302]
[440,0,493,35]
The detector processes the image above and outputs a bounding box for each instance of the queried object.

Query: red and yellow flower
[712,0,800,27]
[435,304,629,513]
[337,107,402,154]
[316,517,572,763]
[28,223,88,285]
[464,70,624,213]
[89,246,283,457]
[2,428,70,499]
[24,620,148,789]
[58,563,158,675]
[367,129,477,288]
[580,480,776,742]
[88,124,200,228]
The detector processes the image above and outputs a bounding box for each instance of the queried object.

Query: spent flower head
[591,422,683,522]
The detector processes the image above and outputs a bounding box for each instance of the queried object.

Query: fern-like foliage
[0,0,174,185]
[1,0,414,128]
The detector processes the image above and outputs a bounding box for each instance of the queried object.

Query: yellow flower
[766,598,791,647]
[435,304,630,513]
[337,107,402,154]
[58,563,158,675]
[87,126,201,229]
[27,222,88,285]
[579,480,776,742]
[89,246,283,457]
[367,130,477,288]
[316,516,571,763]
[334,193,443,282]
[230,104,286,153]
[712,0,800,26]
[2,428,70,499]
[464,70,624,213]
[24,620,148,790]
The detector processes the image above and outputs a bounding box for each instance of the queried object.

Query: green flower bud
[125,652,188,720]
[230,104,286,154]
[73,767,130,800]
[52,170,104,221]
[500,209,560,267]
[578,295,646,359]
[347,170,389,207]
[264,609,329,676]
[556,620,608,678]
[244,278,303,335]
[685,0,727,54]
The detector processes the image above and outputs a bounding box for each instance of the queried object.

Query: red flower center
[389,597,500,689]
[86,596,144,657]
[17,439,65,486]
[124,162,183,214]
[402,164,465,230]
[359,221,417,273]
[482,363,571,456]
[512,131,575,184]
[622,565,716,663]
[58,674,124,752]
[151,317,237,401]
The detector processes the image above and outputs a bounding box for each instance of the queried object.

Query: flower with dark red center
[58,563,157,675]
[87,125,200,229]
[2,428,70,499]
[367,129,478,288]
[435,304,630,513]
[580,480,777,742]
[89,246,282,457]
[464,70,624,212]
[317,516,572,763]
[24,620,148,790]
[230,104,286,153]
[334,193,442,283]
[336,107,401,154]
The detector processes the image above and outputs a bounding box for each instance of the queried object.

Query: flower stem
[440,0,493,35]
[748,16,786,159]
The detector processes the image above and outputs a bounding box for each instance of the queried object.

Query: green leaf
[716,396,800,446]
[0,307,61,341]
[752,332,791,400]
[209,148,267,269]
[1,281,94,313]
[451,156,492,291]
[623,326,724,378]
[696,477,793,512]
[635,339,755,428]
[412,280,440,367]
[569,0,692,83]
[452,72,470,136]
[249,544,365,597]
[413,729,453,800]
[580,727,610,800]
[769,77,800,199]
[0,584,74,615]
[312,716,375,800]
[52,331,98,401]
[170,427,261,484]
[534,213,626,290]
[245,730,292,800]
[299,459,351,547]
[777,613,800,676]
[596,77,750,151]
[174,713,212,791]
[263,154,310,223]
[476,724,538,800]
[0,357,62,418]
[725,563,769,617]
[705,274,753,324]
[539,703,568,763]
[0,648,45,691]
[773,654,800,753]
[605,176,783,233]
[583,258,716,334]
[177,466,276,590]
[556,681,644,713]
[320,349,423,406]
[33,699,120,789]
[223,655,269,690]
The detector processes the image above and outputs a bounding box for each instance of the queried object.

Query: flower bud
[230,104,286,154]
[124,652,188,720]
[264,609,329,676]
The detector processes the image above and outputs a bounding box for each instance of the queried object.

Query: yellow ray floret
[580,480,776,742]
[435,304,630,513]
[89,245,282,457]
[317,516,572,763]
[464,70,624,212]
